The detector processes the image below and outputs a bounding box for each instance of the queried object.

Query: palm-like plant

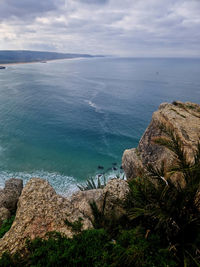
[127,124,200,266]
[77,175,107,191]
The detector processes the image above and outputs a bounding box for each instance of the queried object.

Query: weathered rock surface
[3,179,23,213]
[0,178,23,226]
[122,101,200,179]
[102,178,130,219]
[0,178,129,256]
[0,207,10,225]
[70,179,129,220]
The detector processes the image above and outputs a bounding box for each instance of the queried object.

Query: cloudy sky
[0,0,200,57]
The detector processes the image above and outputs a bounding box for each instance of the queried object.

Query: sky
[0,0,200,57]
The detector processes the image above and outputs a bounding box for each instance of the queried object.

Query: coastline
[0,57,87,67]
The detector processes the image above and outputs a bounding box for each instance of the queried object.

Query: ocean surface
[0,57,200,194]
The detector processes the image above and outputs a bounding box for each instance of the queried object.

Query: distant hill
[0,50,97,64]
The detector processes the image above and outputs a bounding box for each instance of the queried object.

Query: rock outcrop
[0,178,23,226]
[71,178,129,220]
[122,101,200,179]
[0,178,129,256]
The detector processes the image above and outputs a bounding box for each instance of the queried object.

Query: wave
[0,167,126,197]
[0,170,78,196]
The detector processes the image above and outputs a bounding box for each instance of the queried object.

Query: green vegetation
[0,228,176,267]
[126,125,200,266]
[0,124,199,266]
[64,217,83,234]
[0,216,15,238]
[77,175,107,191]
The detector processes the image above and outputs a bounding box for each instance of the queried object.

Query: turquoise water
[0,57,200,194]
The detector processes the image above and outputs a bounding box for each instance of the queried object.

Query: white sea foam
[87,100,97,109]
[0,170,78,196]
[84,99,104,114]
[0,169,126,197]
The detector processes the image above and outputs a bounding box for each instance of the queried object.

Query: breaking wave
[0,170,78,196]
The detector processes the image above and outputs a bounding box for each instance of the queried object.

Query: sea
[0,57,200,195]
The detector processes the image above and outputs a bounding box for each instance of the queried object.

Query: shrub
[64,217,83,233]
[126,124,200,266]
[0,216,15,238]
[111,227,176,267]
[0,229,113,267]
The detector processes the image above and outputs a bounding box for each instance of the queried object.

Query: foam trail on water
[84,99,104,114]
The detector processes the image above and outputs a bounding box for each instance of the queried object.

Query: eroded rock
[70,178,129,220]
[122,101,200,179]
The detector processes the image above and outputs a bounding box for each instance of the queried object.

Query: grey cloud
[77,0,109,4]
[0,0,199,57]
[0,0,64,20]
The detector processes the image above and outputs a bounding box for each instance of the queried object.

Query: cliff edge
[122,101,200,179]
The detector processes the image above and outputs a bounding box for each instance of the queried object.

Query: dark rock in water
[120,166,123,169]
[113,167,118,171]
[0,66,6,69]
[112,163,117,166]
[98,165,104,170]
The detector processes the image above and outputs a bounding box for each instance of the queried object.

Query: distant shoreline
[0,57,86,67]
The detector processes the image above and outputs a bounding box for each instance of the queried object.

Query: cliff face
[122,101,200,179]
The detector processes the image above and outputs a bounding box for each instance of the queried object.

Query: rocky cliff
[0,100,199,257]
[0,178,129,256]
[122,101,200,179]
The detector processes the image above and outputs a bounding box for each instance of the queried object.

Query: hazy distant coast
[0,57,87,67]
[0,50,101,65]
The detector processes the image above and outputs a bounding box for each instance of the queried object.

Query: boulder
[0,178,23,224]
[0,178,23,227]
[122,101,200,179]
[102,178,130,219]
[70,178,129,220]
[3,179,23,213]
[70,188,104,218]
